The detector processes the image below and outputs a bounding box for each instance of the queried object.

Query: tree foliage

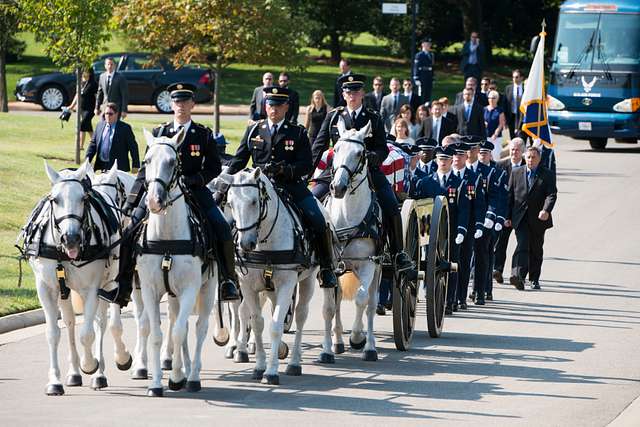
[20,0,115,163]
[115,0,307,132]
[0,0,20,112]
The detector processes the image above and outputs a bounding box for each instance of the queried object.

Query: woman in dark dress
[67,67,98,150]
[304,89,328,143]
[483,90,507,159]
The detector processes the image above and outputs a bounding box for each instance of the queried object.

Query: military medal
[284,140,295,151]
[190,144,200,157]
[467,185,475,200]
[448,187,456,204]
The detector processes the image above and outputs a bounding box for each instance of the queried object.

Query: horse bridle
[229,177,279,243]
[46,178,91,248]
[332,137,369,194]
[144,142,184,206]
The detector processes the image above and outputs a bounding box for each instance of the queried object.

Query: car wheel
[39,85,66,111]
[154,89,172,113]
[589,138,607,151]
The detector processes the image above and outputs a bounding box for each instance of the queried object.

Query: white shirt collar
[437,171,451,183]
[432,115,441,124]
[467,160,479,171]
[267,118,285,130]
[346,105,363,118]
[173,119,192,133]
[452,166,465,175]
[403,91,412,97]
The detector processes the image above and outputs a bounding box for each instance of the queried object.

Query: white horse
[136,128,222,397]
[320,121,382,363]
[218,168,316,384]
[25,160,122,395]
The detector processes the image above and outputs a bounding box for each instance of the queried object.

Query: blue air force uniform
[227,86,338,288]
[413,39,434,103]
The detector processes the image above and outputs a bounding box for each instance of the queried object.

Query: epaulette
[330,106,345,113]
[364,106,380,117]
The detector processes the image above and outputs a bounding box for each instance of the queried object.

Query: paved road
[1,135,640,426]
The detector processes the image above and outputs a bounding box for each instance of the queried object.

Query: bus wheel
[589,138,607,150]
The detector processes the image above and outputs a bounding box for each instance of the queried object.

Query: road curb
[608,394,640,427]
[0,308,51,335]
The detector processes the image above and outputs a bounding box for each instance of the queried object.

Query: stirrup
[319,267,337,289]
[220,279,241,301]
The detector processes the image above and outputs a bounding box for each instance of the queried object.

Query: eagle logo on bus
[581,76,597,93]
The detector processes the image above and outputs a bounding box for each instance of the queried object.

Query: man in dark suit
[420,100,456,144]
[333,58,352,107]
[380,78,409,132]
[460,31,486,81]
[402,79,421,113]
[505,144,557,290]
[364,76,386,112]
[493,137,525,283]
[95,57,128,118]
[454,77,488,107]
[440,97,459,130]
[278,72,299,124]
[86,102,140,172]
[455,88,486,136]
[504,69,525,138]
[249,72,273,121]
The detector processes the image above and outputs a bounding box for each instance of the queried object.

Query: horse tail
[339,272,360,301]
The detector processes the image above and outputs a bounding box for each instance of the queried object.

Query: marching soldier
[413,38,435,104]
[414,136,438,176]
[313,73,417,279]
[223,86,338,288]
[99,83,240,307]
[408,145,471,314]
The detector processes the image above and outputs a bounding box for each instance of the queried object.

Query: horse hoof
[91,376,108,390]
[161,359,172,371]
[278,342,289,360]
[317,352,335,364]
[186,381,201,392]
[81,358,99,375]
[213,330,230,347]
[234,351,250,363]
[168,378,186,391]
[362,350,378,362]
[349,336,366,350]
[147,387,163,397]
[45,384,64,396]
[262,374,279,385]
[285,365,302,376]
[116,354,133,371]
[224,345,236,359]
[131,369,148,380]
[252,369,265,380]
[333,343,345,354]
[66,374,82,387]
[248,343,256,355]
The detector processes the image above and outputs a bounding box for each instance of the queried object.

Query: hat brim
[266,98,288,105]
[171,93,194,101]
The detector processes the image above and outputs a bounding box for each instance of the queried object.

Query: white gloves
[494,223,503,232]
[455,233,464,245]
[474,229,483,239]
[484,218,494,229]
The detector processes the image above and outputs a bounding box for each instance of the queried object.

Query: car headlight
[546,95,565,111]
[613,98,640,113]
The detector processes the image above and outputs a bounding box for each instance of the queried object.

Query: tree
[287,0,377,62]
[0,0,20,112]
[20,0,114,164]
[116,0,307,134]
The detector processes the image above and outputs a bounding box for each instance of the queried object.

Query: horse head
[219,168,270,252]
[142,127,186,214]
[43,159,93,260]
[330,119,371,199]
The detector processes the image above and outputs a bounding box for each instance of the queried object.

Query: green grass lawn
[6,32,514,109]
[0,114,245,317]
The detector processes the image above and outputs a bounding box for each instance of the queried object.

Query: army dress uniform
[312,73,416,277]
[226,86,337,288]
[412,39,434,104]
[99,83,239,307]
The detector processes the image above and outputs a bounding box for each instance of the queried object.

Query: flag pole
[537,19,547,141]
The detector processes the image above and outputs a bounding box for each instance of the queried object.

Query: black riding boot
[218,239,241,301]
[389,212,418,281]
[98,206,145,308]
[317,228,338,288]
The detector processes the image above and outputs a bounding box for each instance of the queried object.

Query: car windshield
[124,55,163,71]
[553,12,640,68]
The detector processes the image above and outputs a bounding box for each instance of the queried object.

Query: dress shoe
[384,302,393,311]
[445,305,453,315]
[474,298,485,306]
[452,303,459,312]
[510,276,525,290]
[530,280,541,290]
[459,302,468,310]
[486,293,493,301]
[493,270,504,284]
[376,304,386,316]
[469,291,476,302]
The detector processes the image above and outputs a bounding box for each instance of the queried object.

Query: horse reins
[230,178,280,244]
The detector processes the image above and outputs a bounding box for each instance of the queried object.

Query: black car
[15,53,214,113]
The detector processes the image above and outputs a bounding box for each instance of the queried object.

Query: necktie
[351,111,357,123]
[457,170,462,179]
[176,124,184,135]
[441,175,446,187]
[271,124,278,139]
[393,94,398,111]
[107,75,112,93]
[465,104,471,121]
[528,170,534,188]
[433,118,440,140]
[100,124,111,161]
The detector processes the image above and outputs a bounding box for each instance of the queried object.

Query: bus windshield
[553,12,640,68]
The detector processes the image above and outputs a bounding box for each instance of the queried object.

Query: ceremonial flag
[520,24,554,148]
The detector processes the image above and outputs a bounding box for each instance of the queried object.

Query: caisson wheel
[426,196,451,338]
